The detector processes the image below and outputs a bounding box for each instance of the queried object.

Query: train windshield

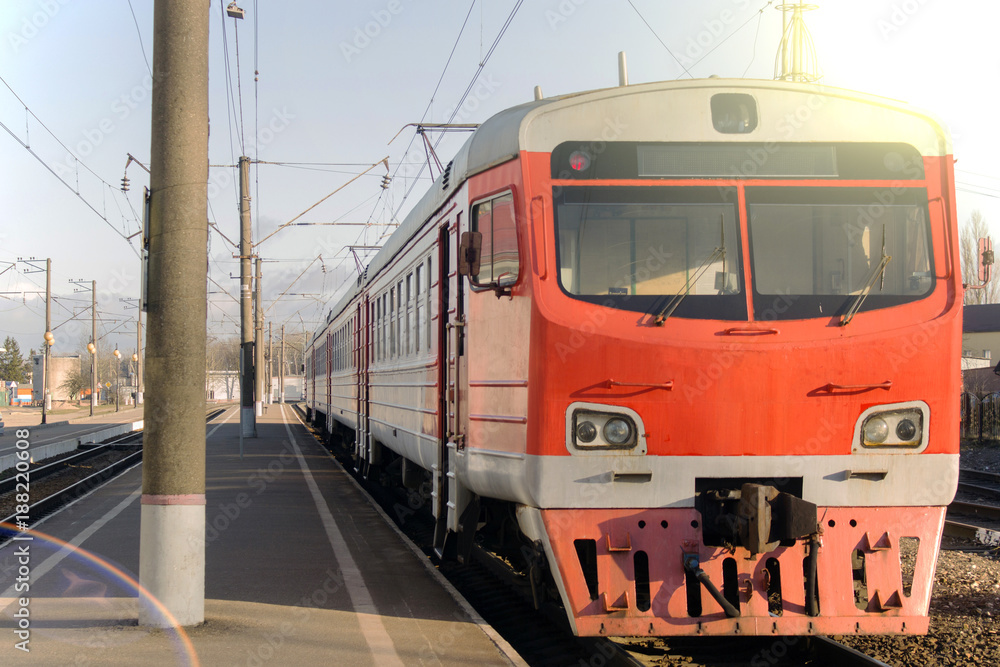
[747,187,934,321]
[554,186,747,320]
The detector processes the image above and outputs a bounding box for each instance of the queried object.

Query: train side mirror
[458,231,482,279]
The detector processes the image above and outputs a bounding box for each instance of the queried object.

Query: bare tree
[59,368,89,401]
[961,210,1000,304]
[207,337,240,400]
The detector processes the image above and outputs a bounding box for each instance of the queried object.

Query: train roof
[313,78,952,344]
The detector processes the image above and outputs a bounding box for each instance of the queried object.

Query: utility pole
[69,278,96,416]
[136,307,143,404]
[44,259,51,420]
[91,281,97,416]
[254,256,264,419]
[267,321,272,405]
[239,155,255,437]
[139,0,209,628]
[22,258,53,422]
[280,324,286,404]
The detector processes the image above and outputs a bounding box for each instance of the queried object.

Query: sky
[1,0,999,359]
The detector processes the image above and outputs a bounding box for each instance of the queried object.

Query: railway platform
[0,404,523,666]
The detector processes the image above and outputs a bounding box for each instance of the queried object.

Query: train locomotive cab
[307,78,961,638]
[469,81,960,636]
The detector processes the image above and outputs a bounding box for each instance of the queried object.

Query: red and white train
[305,78,960,637]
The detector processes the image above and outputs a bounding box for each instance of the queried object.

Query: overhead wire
[0,118,138,252]
[233,10,247,153]
[689,1,774,74]
[742,3,768,77]
[219,0,242,158]
[360,0,479,236]
[253,0,261,251]
[126,0,152,75]
[626,0,693,78]
[444,0,523,124]
[385,0,521,233]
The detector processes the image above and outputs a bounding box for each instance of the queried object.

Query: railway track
[957,468,1000,501]
[0,407,228,545]
[0,430,142,495]
[300,412,886,667]
[946,469,1000,547]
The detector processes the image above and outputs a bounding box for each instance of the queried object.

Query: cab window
[472,192,519,287]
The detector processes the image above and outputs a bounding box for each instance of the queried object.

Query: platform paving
[0,404,523,666]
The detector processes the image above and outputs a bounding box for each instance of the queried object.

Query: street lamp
[87,340,96,417]
[113,347,121,413]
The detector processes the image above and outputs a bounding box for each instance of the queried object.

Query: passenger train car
[305,78,961,637]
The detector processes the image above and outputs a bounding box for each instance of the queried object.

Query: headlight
[863,417,889,444]
[603,418,633,445]
[576,420,598,443]
[859,408,923,448]
[571,409,638,450]
[896,419,917,441]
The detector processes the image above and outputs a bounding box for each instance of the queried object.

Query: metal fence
[961,392,1000,441]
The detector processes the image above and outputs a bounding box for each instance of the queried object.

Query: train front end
[515,80,961,636]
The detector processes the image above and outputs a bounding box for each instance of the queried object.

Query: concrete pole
[267,321,272,404]
[136,304,143,405]
[280,324,285,404]
[239,156,254,436]
[254,257,264,419]
[41,258,51,423]
[139,0,209,628]
[91,281,96,416]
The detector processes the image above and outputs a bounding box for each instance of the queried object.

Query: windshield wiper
[654,216,727,326]
[840,225,892,326]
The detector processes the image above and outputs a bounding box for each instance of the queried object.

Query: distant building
[272,375,304,402]
[207,370,240,402]
[32,354,82,402]
[8,384,32,405]
[963,304,1000,361]
[963,304,1000,393]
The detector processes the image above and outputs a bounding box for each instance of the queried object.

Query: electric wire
[219,0,242,158]
[742,3,768,77]
[626,0,694,78]
[0,75,142,237]
[0,118,138,251]
[445,0,522,123]
[126,0,152,75]
[359,0,479,241]
[253,0,260,251]
[385,0,521,233]
[233,12,247,154]
[689,1,774,74]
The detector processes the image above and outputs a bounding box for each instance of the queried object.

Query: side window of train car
[415,264,423,353]
[426,257,433,349]
[470,192,519,288]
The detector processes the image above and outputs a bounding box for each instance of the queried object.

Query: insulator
[381,175,391,189]
[121,176,130,192]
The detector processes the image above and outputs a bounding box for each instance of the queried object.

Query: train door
[433,214,478,561]
[356,299,372,472]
